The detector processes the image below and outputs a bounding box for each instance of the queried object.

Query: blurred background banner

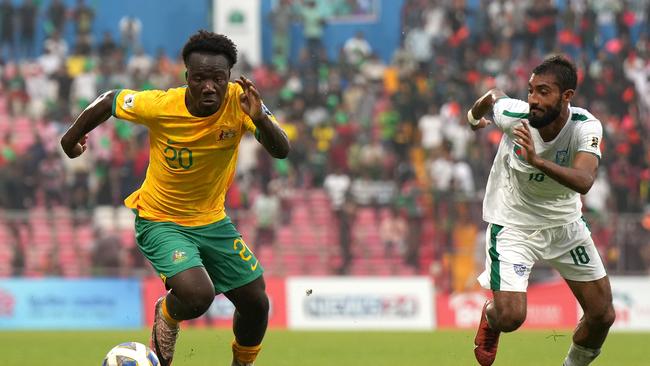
[286,277,434,330]
[436,281,578,329]
[607,277,650,331]
[215,0,262,65]
[0,278,141,329]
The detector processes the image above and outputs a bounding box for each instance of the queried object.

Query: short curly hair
[181,30,238,68]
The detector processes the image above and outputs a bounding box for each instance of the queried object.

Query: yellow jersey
[112,83,272,226]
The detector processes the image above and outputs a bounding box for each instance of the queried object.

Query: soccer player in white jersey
[466,56,615,366]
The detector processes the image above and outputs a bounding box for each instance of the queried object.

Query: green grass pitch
[0,329,646,365]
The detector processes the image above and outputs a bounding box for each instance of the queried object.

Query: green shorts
[134,214,263,294]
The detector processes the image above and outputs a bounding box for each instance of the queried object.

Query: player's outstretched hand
[512,122,539,165]
[236,76,263,122]
[61,134,88,159]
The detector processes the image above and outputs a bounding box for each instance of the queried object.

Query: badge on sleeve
[590,137,599,148]
[123,94,135,109]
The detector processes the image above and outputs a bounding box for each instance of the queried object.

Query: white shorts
[477,219,606,292]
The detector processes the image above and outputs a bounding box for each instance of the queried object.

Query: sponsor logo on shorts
[172,250,187,264]
[513,264,527,276]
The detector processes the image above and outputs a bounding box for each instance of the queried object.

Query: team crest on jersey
[513,264,527,276]
[217,129,237,141]
[513,144,525,161]
[123,94,135,109]
[555,150,569,166]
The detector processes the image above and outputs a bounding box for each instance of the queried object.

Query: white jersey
[483,98,603,229]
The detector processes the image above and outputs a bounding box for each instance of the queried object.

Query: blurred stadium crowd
[0,0,649,291]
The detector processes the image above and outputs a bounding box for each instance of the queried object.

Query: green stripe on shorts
[489,224,504,291]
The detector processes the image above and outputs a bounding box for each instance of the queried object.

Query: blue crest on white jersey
[555,150,569,166]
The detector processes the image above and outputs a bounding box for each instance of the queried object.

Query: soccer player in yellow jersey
[60,30,290,366]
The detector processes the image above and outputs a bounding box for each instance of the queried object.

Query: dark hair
[181,30,237,68]
[532,55,578,92]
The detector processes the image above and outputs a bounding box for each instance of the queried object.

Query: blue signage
[0,279,142,329]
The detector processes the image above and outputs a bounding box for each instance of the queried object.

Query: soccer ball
[102,342,160,366]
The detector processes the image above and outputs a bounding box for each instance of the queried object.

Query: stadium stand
[0,0,648,292]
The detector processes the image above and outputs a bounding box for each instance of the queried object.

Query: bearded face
[528,96,562,128]
[527,73,570,129]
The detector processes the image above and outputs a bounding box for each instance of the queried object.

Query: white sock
[563,343,601,366]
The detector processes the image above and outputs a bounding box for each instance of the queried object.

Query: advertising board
[287,277,434,330]
[0,279,142,329]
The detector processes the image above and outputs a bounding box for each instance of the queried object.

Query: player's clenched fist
[61,134,88,159]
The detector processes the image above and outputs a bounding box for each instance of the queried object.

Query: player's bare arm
[466,88,507,130]
[236,75,290,159]
[513,121,598,194]
[60,90,116,159]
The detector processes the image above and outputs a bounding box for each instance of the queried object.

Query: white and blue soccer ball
[102,342,160,366]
